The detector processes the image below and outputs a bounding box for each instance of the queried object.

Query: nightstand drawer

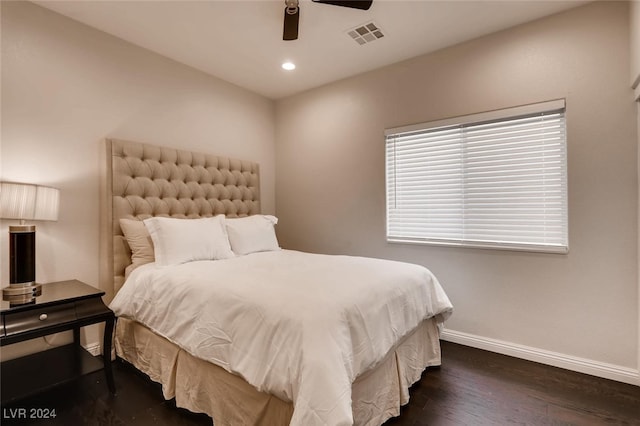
[4,302,77,337]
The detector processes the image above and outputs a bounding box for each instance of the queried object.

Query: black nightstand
[0,280,116,404]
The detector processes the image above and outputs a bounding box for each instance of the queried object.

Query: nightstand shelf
[0,280,116,404]
[1,343,105,403]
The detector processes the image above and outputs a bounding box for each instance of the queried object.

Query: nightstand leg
[73,327,81,345]
[103,316,116,394]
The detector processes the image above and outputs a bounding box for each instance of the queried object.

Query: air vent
[346,22,385,46]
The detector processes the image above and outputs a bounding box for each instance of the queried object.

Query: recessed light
[282,62,296,71]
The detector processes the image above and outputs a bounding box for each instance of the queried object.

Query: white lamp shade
[0,182,60,221]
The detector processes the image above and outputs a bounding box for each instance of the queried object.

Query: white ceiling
[34,0,589,100]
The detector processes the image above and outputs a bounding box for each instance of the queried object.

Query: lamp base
[9,225,36,285]
[2,282,42,305]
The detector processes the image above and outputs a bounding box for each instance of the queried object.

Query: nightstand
[0,279,116,404]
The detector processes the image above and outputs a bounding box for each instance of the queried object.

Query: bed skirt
[115,317,442,426]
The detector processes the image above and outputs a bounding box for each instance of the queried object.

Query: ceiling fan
[283,0,373,41]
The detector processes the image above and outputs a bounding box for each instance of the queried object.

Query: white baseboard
[84,342,117,360]
[441,328,640,386]
[84,342,102,357]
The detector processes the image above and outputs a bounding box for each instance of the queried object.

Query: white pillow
[143,216,234,266]
[226,215,280,256]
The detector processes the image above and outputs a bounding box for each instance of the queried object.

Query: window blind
[385,100,568,253]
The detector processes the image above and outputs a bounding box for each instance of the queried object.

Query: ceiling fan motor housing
[283,0,300,40]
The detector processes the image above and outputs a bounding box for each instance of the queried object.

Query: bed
[104,138,453,426]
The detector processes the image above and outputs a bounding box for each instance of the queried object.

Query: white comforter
[110,250,453,426]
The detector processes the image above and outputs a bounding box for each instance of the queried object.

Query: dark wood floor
[2,341,639,425]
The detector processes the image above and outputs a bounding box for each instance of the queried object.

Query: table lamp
[0,182,60,303]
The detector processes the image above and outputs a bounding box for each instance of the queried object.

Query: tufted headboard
[104,138,260,299]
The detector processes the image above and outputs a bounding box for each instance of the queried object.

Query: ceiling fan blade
[283,5,300,40]
[311,0,373,11]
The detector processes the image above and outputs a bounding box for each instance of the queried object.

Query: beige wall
[634,0,640,386]
[276,1,638,373]
[1,2,275,355]
[632,1,640,96]
[637,99,640,377]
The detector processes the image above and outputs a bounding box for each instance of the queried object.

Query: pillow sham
[119,218,155,274]
[225,215,280,256]
[143,215,235,266]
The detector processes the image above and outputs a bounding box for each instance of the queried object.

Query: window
[385,99,568,253]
